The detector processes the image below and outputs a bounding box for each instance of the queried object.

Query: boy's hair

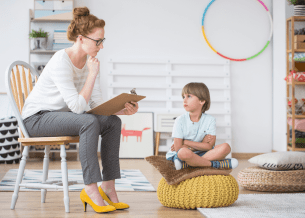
[181,82,211,113]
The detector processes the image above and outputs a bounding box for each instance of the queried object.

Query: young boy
[166,82,238,170]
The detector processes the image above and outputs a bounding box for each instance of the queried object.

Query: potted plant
[287,0,305,15]
[29,28,49,50]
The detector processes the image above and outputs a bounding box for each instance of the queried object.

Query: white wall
[272,0,291,152]
[0,0,274,153]
[0,0,32,120]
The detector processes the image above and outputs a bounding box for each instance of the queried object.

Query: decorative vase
[294,5,305,16]
[33,37,47,50]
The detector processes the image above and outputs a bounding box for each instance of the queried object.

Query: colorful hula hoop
[202,0,273,61]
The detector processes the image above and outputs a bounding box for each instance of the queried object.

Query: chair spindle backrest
[10,65,38,113]
[5,61,40,139]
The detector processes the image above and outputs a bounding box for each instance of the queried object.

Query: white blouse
[22,49,103,120]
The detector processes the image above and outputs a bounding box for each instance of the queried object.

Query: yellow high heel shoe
[80,189,116,213]
[98,186,130,210]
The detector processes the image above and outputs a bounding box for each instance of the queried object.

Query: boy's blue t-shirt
[166,112,216,160]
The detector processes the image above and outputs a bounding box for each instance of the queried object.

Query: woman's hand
[87,56,100,76]
[122,101,139,115]
[123,101,138,115]
[80,56,99,104]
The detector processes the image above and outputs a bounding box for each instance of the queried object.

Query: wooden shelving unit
[28,9,72,65]
[286,16,305,152]
[30,50,56,54]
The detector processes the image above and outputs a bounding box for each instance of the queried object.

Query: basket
[238,166,305,192]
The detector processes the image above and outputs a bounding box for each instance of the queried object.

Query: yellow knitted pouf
[157,175,239,209]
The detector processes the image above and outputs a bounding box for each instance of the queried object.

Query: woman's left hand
[123,101,138,115]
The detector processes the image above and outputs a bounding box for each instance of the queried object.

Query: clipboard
[86,92,146,116]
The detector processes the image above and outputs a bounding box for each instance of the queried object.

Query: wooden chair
[5,61,80,213]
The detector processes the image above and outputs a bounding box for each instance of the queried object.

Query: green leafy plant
[29,28,49,38]
[287,0,305,5]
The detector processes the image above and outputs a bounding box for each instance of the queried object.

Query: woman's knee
[177,147,192,160]
[108,115,122,128]
[82,114,100,130]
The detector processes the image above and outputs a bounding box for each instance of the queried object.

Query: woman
[22,7,137,213]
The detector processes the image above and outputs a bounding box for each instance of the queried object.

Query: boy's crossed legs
[176,143,238,170]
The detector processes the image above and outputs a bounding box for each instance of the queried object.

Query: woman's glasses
[79,35,106,46]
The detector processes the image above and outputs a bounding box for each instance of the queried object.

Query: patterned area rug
[198,194,305,218]
[0,169,155,192]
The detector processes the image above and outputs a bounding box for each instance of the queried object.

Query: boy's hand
[171,143,195,151]
[171,140,187,151]
[203,134,214,143]
[171,143,175,151]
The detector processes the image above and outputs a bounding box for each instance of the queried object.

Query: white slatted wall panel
[108,58,231,155]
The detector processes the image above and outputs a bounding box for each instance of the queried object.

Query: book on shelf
[53,30,68,39]
[54,35,68,39]
[53,43,73,50]
[54,30,67,34]
[53,39,72,44]
[54,32,67,36]
[54,30,67,32]
[53,29,71,50]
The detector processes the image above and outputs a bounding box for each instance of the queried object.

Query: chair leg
[41,145,50,203]
[60,144,70,213]
[76,143,79,161]
[11,146,29,210]
[155,132,161,156]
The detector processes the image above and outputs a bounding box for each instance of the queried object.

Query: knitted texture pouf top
[157,175,239,209]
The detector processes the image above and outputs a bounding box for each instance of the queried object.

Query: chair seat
[18,136,80,146]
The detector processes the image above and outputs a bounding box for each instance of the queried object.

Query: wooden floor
[0,156,268,218]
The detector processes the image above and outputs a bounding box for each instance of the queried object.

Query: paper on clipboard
[86,93,146,116]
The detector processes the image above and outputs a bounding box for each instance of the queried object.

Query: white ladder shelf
[107,58,231,155]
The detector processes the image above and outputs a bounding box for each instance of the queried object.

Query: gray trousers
[23,110,122,185]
